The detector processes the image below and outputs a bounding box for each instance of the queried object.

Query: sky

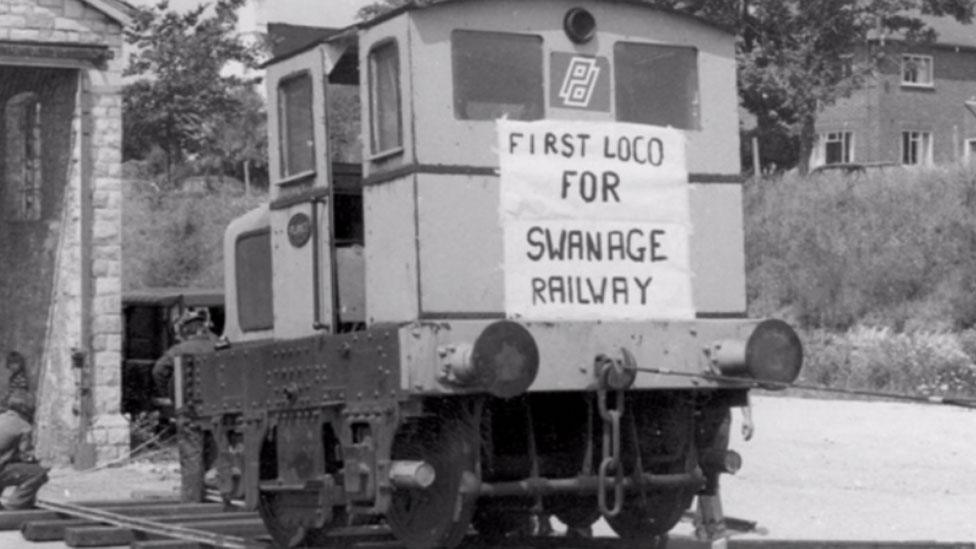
[129,0,373,30]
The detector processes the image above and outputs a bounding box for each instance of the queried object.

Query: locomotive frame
[179,2,804,547]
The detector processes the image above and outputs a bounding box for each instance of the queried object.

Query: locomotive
[178,1,804,547]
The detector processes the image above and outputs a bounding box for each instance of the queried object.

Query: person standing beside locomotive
[152,309,218,405]
[153,309,219,502]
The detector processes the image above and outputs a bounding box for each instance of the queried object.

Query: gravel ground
[2,395,975,547]
[671,395,976,543]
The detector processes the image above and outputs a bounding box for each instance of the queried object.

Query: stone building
[0,0,132,464]
[813,16,976,168]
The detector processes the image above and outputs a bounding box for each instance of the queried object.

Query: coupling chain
[597,382,624,517]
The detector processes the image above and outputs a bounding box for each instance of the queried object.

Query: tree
[123,0,263,185]
[195,86,269,192]
[358,0,974,174]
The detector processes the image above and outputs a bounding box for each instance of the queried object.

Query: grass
[123,179,266,290]
[745,164,976,398]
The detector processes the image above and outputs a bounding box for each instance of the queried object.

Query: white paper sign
[498,119,695,321]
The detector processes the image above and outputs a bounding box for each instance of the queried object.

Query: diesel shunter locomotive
[178,1,804,547]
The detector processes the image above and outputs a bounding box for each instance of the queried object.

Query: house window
[4,92,42,222]
[822,131,854,164]
[452,30,544,121]
[901,131,932,166]
[839,54,855,79]
[615,42,701,130]
[278,72,315,178]
[901,54,933,87]
[368,40,402,156]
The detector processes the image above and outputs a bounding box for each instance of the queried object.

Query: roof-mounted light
[564,8,596,44]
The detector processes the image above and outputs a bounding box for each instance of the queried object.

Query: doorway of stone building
[0,66,79,399]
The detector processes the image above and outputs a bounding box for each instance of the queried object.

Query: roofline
[868,36,976,54]
[264,0,736,69]
[83,0,136,27]
[261,26,359,68]
[357,0,735,35]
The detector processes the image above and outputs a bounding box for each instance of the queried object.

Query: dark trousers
[180,423,204,502]
[0,462,49,509]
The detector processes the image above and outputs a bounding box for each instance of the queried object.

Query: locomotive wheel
[604,491,691,539]
[606,397,697,540]
[551,497,600,537]
[472,502,533,542]
[257,490,340,548]
[387,400,481,549]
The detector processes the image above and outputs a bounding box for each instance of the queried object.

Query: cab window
[278,72,315,177]
[368,40,402,155]
[615,42,700,130]
[452,30,543,121]
[236,229,274,331]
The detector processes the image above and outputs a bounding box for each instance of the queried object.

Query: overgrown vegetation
[747,165,976,397]
[122,177,265,291]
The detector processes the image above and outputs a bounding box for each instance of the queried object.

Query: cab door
[266,41,351,338]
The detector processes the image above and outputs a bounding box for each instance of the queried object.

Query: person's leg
[179,422,205,502]
[1,462,49,509]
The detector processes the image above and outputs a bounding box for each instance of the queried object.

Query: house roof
[81,0,137,27]
[871,14,976,50]
[919,15,976,49]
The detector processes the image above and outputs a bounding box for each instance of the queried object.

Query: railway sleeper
[22,511,258,542]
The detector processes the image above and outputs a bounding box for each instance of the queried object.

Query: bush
[747,165,976,331]
[123,182,265,290]
[798,326,976,399]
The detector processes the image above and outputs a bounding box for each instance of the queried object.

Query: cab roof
[265,0,731,66]
[357,0,733,35]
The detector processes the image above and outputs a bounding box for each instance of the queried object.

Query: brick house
[813,16,976,168]
[0,0,133,464]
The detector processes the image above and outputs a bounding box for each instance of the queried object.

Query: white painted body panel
[222,205,272,343]
[270,203,333,338]
[407,0,739,173]
[363,178,419,323]
[417,174,503,314]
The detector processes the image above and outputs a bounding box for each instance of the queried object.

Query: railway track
[0,496,972,549]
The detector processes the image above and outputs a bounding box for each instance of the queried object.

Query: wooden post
[751,136,761,177]
[243,160,251,196]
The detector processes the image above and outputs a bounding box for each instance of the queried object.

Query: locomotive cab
[222,27,364,343]
[195,2,804,547]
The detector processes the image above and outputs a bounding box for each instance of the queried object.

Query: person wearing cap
[152,309,218,502]
[0,392,49,509]
[151,309,218,405]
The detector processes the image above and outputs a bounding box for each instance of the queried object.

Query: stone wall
[0,0,127,464]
